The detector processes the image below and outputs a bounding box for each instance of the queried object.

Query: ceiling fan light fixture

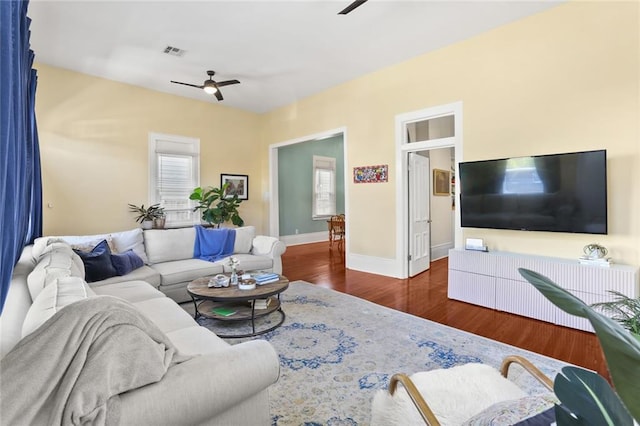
[203,81,217,94]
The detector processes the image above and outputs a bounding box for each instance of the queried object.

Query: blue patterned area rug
[196,281,567,426]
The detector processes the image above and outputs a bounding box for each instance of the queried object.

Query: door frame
[395,102,463,279]
[268,126,348,245]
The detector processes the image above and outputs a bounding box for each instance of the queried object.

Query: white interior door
[409,152,431,276]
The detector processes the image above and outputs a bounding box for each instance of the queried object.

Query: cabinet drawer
[495,278,557,323]
[449,249,496,276]
[448,270,495,308]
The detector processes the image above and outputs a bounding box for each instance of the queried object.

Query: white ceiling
[28,1,561,114]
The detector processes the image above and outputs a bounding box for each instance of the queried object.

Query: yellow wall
[35,1,639,266]
[35,65,262,235]
[260,1,639,266]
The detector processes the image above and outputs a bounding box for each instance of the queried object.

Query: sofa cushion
[165,326,230,356]
[27,247,84,300]
[109,228,148,264]
[33,241,86,280]
[234,226,255,254]
[151,259,224,286]
[144,227,196,264]
[69,236,117,254]
[133,298,196,333]
[32,228,148,264]
[88,265,161,288]
[111,249,144,276]
[73,240,118,283]
[91,280,166,303]
[22,277,95,337]
[220,254,273,273]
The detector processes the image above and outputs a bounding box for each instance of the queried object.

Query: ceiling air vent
[163,46,185,57]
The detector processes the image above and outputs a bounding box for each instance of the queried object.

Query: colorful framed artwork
[433,169,450,196]
[220,174,249,200]
[353,164,388,184]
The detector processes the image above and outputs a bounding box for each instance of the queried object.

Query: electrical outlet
[295,229,299,234]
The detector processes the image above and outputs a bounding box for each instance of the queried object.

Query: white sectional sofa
[0,230,283,425]
[32,225,286,303]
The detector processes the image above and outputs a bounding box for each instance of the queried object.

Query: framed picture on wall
[221,174,249,200]
[433,169,450,196]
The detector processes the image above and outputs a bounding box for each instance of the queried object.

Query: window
[502,157,543,194]
[149,133,200,227]
[406,114,455,143]
[312,155,336,219]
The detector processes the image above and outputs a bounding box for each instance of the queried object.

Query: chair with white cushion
[370,355,557,426]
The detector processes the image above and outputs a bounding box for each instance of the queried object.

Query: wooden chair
[371,355,555,426]
[328,214,345,250]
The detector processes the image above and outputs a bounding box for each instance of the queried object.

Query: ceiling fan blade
[215,79,240,87]
[338,0,368,15]
[214,89,223,101]
[170,81,204,89]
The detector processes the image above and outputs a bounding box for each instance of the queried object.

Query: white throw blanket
[0,295,191,425]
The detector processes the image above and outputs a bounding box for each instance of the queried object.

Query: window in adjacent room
[312,155,336,219]
[149,133,200,227]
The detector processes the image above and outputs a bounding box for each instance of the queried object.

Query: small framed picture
[433,169,450,196]
[220,174,249,200]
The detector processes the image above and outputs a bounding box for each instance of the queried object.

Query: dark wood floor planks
[281,242,607,378]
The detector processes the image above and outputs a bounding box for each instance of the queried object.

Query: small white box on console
[465,238,488,252]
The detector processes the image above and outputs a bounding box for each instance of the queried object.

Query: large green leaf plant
[519,268,639,425]
[189,183,244,228]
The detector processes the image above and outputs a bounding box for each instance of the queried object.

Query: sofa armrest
[252,236,286,274]
[118,339,279,425]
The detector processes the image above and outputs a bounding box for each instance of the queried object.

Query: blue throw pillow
[110,249,144,276]
[73,239,118,283]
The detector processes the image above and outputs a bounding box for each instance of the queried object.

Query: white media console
[448,249,639,332]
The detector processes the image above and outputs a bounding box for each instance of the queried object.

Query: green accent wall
[278,135,344,236]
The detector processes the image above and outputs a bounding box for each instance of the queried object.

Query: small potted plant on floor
[128,203,165,229]
[190,183,244,228]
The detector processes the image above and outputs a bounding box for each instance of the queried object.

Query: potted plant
[152,207,166,229]
[189,183,244,228]
[128,203,164,230]
[519,269,639,425]
[592,291,640,336]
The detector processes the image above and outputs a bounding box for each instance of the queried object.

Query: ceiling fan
[170,70,240,101]
[338,0,368,15]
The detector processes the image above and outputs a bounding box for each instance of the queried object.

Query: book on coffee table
[251,298,272,309]
[211,307,237,317]
[254,273,279,285]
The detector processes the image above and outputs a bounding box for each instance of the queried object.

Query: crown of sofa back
[143,226,256,264]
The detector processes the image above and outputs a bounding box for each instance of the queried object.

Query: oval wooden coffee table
[187,275,289,338]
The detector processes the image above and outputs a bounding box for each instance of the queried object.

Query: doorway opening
[395,102,463,279]
[268,127,348,251]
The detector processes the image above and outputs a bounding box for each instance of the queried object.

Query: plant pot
[141,220,153,230]
[153,218,166,229]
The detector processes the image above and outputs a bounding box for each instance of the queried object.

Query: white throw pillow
[22,277,96,337]
[234,226,256,254]
[32,229,148,264]
[109,228,148,264]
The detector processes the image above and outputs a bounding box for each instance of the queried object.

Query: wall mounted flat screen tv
[459,150,607,234]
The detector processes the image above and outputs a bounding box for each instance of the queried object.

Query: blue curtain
[0,0,42,314]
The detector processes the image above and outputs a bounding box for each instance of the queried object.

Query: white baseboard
[431,241,454,261]
[280,231,328,246]
[281,238,450,279]
[347,253,404,278]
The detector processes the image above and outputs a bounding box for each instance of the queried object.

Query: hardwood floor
[281,242,608,378]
